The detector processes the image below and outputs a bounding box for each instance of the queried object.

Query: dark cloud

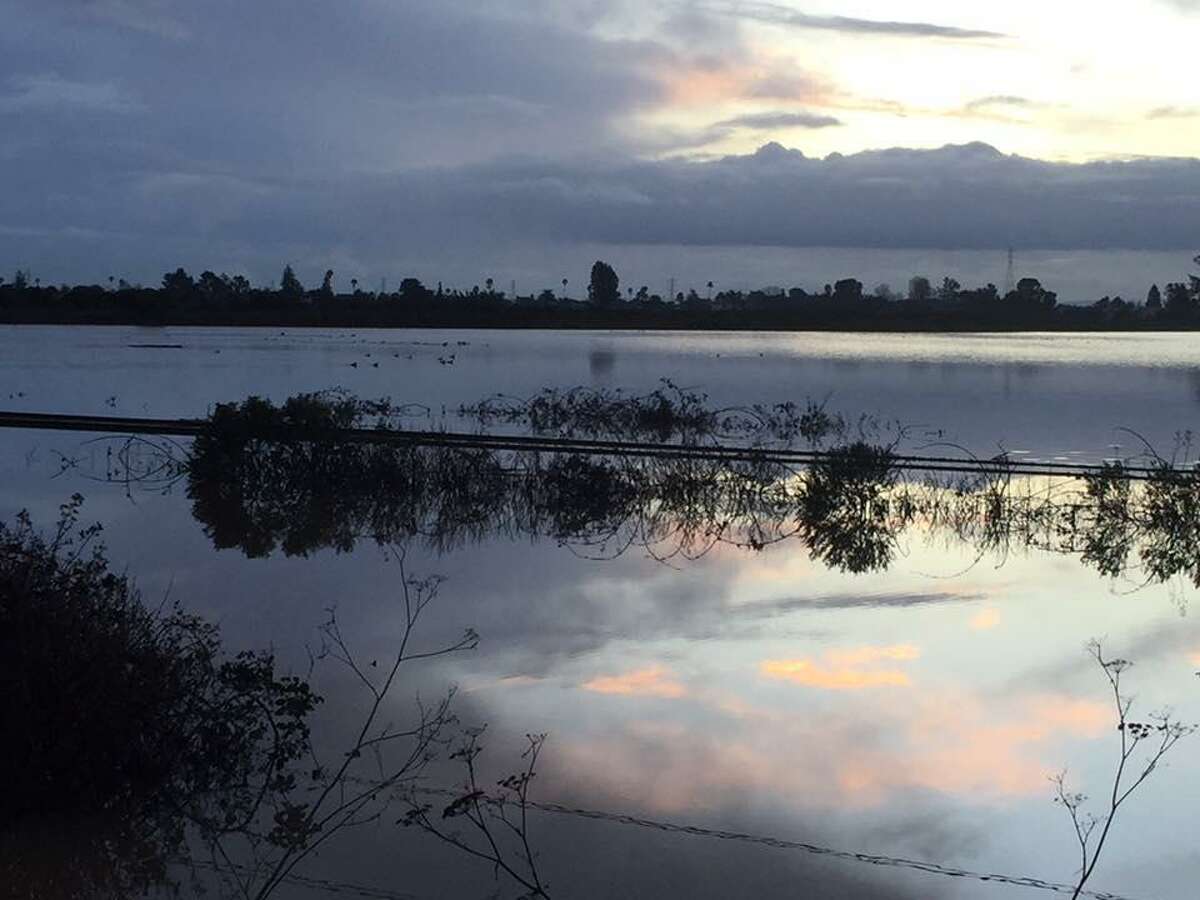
[701,1,1006,39]
[964,95,1036,112]
[715,110,843,130]
[762,590,985,612]
[6,138,1200,284]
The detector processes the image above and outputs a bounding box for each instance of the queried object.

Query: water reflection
[96,392,1200,588]
[12,389,1200,899]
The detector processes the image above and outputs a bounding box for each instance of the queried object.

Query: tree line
[1,256,1198,331]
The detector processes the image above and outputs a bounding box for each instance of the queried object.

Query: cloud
[0,74,142,115]
[583,665,688,698]
[759,590,984,612]
[714,110,842,130]
[964,95,1036,112]
[702,1,1006,39]
[969,608,1001,631]
[5,136,1200,285]
[761,644,920,690]
[551,687,1111,816]
[72,0,191,39]
[1148,105,1200,119]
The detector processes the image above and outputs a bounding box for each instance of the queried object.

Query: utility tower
[1004,248,1015,296]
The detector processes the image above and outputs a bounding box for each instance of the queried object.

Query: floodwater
[3,325,1200,900]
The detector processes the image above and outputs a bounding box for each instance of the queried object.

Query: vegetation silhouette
[89,390,1200,586]
[1,499,476,900]
[1052,642,1194,899]
[1,496,318,898]
[3,255,1199,331]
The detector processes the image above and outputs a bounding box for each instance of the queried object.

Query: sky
[1,0,1198,297]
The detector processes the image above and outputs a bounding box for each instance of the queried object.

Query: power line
[407,786,1145,900]
[0,409,1177,481]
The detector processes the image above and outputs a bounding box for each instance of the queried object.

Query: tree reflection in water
[100,391,1200,587]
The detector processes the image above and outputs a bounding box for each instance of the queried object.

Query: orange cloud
[761,660,911,689]
[826,644,921,666]
[550,690,1112,815]
[761,644,920,690]
[969,608,1002,631]
[659,55,828,107]
[583,666,687,699]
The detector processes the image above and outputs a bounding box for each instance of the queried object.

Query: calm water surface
[3,326,1199,900]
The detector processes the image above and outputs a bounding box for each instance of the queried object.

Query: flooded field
[4,326,1200,900]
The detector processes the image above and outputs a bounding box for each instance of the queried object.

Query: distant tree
[561,278,569,300]
[1009,277,1057,310]
[320,269,334,298]
[1165,282,1194,317]
[485,278,494,295]
[1146,284,1162,311]
[398,278,431,302]
[588,261,620,306]
[279,265,304,298]
[937,277,962,302]
[12,270,29,290]
[162,268,195,297]
[907,276,932,302]
[832,278,863,303]
[961,283,1000,304]
[197,271,226,299]
[228,275,250,296]
[872,283,896,301]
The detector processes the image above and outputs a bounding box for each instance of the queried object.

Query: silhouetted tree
[937,277,962,302]
[833,278,863,303]
[1146,284,1162,311]
[197,270,226,299]
[320,269,334,298]
[908,276,932,302]
[279,265,303,299]
[587,262,620,306]
[1010,277,1057,309]
[398,278,432,302]
[1165,282,1194,317]
[161,268,195,298]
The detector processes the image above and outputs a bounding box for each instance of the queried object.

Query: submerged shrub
[0,496,321,898]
